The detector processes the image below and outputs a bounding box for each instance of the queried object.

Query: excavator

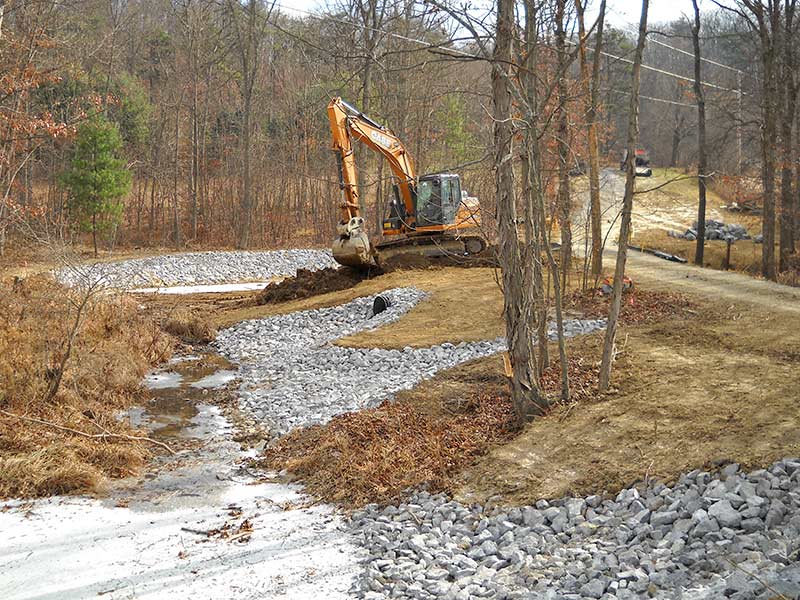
[327,97,486,268]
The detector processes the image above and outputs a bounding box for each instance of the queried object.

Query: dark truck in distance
[620,148,653,177]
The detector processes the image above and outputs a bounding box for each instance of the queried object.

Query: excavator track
[374,234,487,265]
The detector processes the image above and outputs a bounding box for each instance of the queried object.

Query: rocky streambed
[41,250,800,599]
[209,283,798,599]
[214,287,606,435]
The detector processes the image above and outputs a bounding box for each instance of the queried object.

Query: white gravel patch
[130,282,272,294]
[58,249,337,289]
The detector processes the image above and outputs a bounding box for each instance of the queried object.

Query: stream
[0,353,362,600]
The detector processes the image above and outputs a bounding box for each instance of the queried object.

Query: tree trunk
[92,212,98,257]
[757,8,780,281]
[691,0,708,266]
[494,0,548,424]
[173,102,182,249]
[555,0,571,292]
[779,2,797,271]
[598,0,648,392]
[580,0,606,279]
[521,0,550,377]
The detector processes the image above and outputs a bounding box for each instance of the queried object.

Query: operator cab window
[417,178,444,226]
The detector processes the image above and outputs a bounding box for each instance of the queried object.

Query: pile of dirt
[256,248,500,306]
[256,267,372,305]
[379,247,499,271]
[566,287,697,325]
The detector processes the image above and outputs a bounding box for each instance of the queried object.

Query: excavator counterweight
[327,97,484,269]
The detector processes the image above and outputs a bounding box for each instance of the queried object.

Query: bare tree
[598,0,648,393]
[575,0,606,280]
[493,0,549,422]
[554,0,572,292]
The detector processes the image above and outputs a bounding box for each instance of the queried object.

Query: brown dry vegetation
[634,230,800,288]
[566,287,698,324]
[0,275,174,498]
[636,229,765,274]
[263,349,600,507]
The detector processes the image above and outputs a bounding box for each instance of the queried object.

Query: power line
[606,6,744,75]
[648,33,743,74]
[607,88,695,108]
[269,2,730,106]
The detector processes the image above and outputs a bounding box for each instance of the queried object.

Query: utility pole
[737,70,743,173]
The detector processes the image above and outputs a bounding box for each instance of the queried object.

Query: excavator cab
[383,174,462,232]
[415,174,461,228]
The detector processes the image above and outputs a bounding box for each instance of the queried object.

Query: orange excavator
[327,97,486,268]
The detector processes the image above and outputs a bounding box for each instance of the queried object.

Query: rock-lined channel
[214,287,800,599]
[215,287,606,435]
[46,250,799,598]
[58,248,337,288]
[351,461,800,600]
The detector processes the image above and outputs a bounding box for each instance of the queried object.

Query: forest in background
[0,0,796,275]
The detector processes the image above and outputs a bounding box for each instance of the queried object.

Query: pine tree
[62,118,132,256]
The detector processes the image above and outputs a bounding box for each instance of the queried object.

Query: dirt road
[578,169,800,315]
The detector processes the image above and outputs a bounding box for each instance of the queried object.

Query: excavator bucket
[332,228,377,269]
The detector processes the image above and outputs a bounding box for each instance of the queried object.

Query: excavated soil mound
[380,248,499,271]
[257,267,370,304]
[256,249,500,305]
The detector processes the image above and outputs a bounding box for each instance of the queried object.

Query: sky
[272,0,704,28]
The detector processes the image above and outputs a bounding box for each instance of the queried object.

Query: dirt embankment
[457,297,800,506]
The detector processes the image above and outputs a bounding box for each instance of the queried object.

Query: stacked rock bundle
[668,220,752,243]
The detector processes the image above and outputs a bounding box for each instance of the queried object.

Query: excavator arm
[327,97,417,266]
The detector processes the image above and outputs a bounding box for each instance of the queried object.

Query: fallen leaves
[262,393,517,507]
[567,287,697,325]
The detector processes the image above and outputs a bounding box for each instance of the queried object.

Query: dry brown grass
[457,299,800,505]
[0,275,174,498]
[262,392,517,507]
[161,307,217,344]
[636,229,765,275]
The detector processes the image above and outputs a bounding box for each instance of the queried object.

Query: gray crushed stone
[57,249,337,288]
[350,459,800,600]
[669,220,752,243]
[215,287,605,435]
